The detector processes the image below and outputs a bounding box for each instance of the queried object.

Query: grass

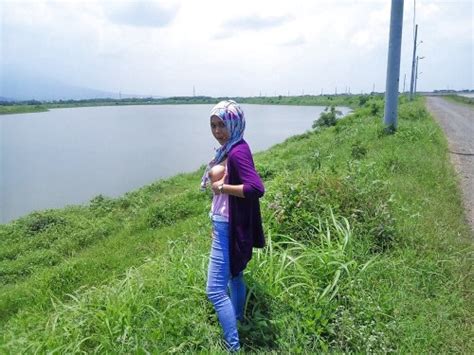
[443,94,474,106]
[0,94,360,115]
[0,104,48,115]
[0,96,472,353]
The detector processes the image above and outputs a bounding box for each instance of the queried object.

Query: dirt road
[425,96,474,229]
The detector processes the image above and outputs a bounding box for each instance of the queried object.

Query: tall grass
[0,97,472,352]
[2,215,376,353]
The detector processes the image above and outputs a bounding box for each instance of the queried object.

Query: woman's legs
[206,221,240,351]
[229,271,246,322]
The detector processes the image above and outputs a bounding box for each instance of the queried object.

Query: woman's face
[210,115,229,146]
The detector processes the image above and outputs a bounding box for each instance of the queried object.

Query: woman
[201,100,265,351]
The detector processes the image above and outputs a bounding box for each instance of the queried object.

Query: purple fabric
[227,139,265,277]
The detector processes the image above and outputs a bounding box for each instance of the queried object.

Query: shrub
[351,140,368,160]
[369,100,383,116]
[358,95,369,107]
[264,169,395,252]
[89,195,117,216]
[23,212,66,234]
[313,106,342,129]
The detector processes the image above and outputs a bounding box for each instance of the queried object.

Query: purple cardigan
[227,140,265,277]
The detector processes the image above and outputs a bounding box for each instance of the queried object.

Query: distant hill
[0,71,129,101]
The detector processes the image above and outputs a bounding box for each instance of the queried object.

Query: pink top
[210,164,229,221]
[211,193,229,221]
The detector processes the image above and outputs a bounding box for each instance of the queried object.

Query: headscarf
[200,100,246,190]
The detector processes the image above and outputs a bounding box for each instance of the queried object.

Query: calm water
[0,104,349,223]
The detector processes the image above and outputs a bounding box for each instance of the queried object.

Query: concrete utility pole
[383,0,404,130]
[409,24,418,100]
[414,56,419,94]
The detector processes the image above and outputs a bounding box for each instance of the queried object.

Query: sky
[1,0,473,98]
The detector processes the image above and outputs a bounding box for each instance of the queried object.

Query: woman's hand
[211,172,245,198]
[211,173,227,195]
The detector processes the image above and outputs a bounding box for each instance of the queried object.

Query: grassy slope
[0,97,472,353]
[443,94,474,106]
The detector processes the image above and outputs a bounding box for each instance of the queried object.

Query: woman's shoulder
[228,140,250,158]
[228,140,254,169]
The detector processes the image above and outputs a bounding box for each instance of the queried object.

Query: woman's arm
[211,179,245,198]
[212,146,264,199]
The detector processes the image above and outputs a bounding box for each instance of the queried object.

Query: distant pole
[414,56,419,94]
[335,87,337,95]
[409,24,418,100]
[413,0,416,39]
[383,0,404,130]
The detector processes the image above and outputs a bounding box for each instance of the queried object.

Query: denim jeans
[206,220,246,351]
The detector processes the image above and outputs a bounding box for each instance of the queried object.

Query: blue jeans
[206,220,246,351]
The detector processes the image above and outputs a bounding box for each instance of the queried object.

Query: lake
[0,104,350,223]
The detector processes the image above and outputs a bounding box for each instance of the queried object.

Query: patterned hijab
[200,100,246,190]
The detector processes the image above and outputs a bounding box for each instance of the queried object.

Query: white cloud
[103,0,179,28]
[1,0,472,97]
[279,35,306,47]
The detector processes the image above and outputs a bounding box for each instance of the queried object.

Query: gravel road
[425,96,474,229]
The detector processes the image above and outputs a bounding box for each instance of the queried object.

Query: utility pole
[409,24,418,100]
[383,0,404,131]
[414,56,424,94]
[403,73,406,93]
[414,56,419,95]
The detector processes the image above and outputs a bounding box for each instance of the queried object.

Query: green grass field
[0,97,472,353]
